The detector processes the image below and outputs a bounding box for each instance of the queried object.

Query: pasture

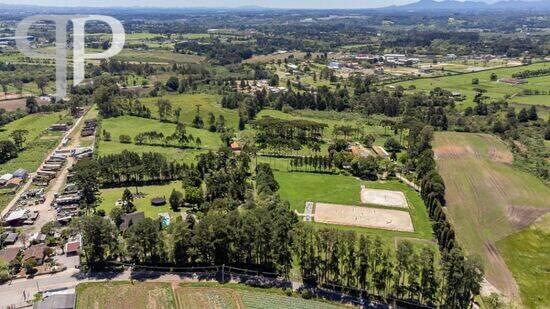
[97,115,220,163]
[138,93,238,128]
[76,282,175,309]
[497,214,550,308]
[254,109,402,153]
[98,181,185,218]
[395,62,550,108]
[433,131,550,301]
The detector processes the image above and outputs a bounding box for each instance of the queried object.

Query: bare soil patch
[360,187,408,208]
[506,205,550,230]
[314,202,414,232]
[488,146,513,163]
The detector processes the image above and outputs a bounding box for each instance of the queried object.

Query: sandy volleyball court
[314,203,414,232]
[360,187,408,208]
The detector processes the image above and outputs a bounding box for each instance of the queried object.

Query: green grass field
[394,62,550,108]
[497,214,550,309]
[97,115,219,163]
[114,49,205,64]
[0,112,70,174]
[138,93,238,128]
[433,131,550,301]
[253,109,402,156]
[98,181,186,219]
[274,171,433,241]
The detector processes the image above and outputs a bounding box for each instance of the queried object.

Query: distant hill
[381,0,550,12]
[0,0,548,13]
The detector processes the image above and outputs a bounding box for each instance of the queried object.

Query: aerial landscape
[0,0,548,308]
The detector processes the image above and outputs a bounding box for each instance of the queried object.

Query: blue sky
[1,0,422,9]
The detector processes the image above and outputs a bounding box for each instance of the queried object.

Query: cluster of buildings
[33,153,67,187]
[0,228,81,283]
[348,142,390,159]
[53,184,82,224]
[0,168,28,190]
[81,118,97,137]
[236,79,287,94]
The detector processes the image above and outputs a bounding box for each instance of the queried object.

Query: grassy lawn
[433,131,550,299]
[0,112,71,174]
[497,214,550,309]
[274,171,433,241]
[98,181,185,219]
[76,281,175,309]
[395,62,550,109]
[139,93,238,128]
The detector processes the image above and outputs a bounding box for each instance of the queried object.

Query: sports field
[360,187,408,208]
[395,62,550,108]
[275,171,433,240]
[314,202,414,232]
[433,131,550,302]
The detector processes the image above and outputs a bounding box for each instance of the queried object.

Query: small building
[328,61,340,69]
[23,243,48,265]
[3,232,18,245]
[55,194,81,206]
[151,197,166,206]
[3,209,29,226]
[37,170,57,178]
[0,173,13,185]
[29,232,47,244]
[119,212,145,233]
[446,53,457,60]
[50,124,70,131]
[12,168,28,180]
[64,235,81,257]
[0,246,21,265]
[5,177,23,188]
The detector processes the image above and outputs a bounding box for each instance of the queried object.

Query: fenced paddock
[314,203,414,232]
[360,186,408,208]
